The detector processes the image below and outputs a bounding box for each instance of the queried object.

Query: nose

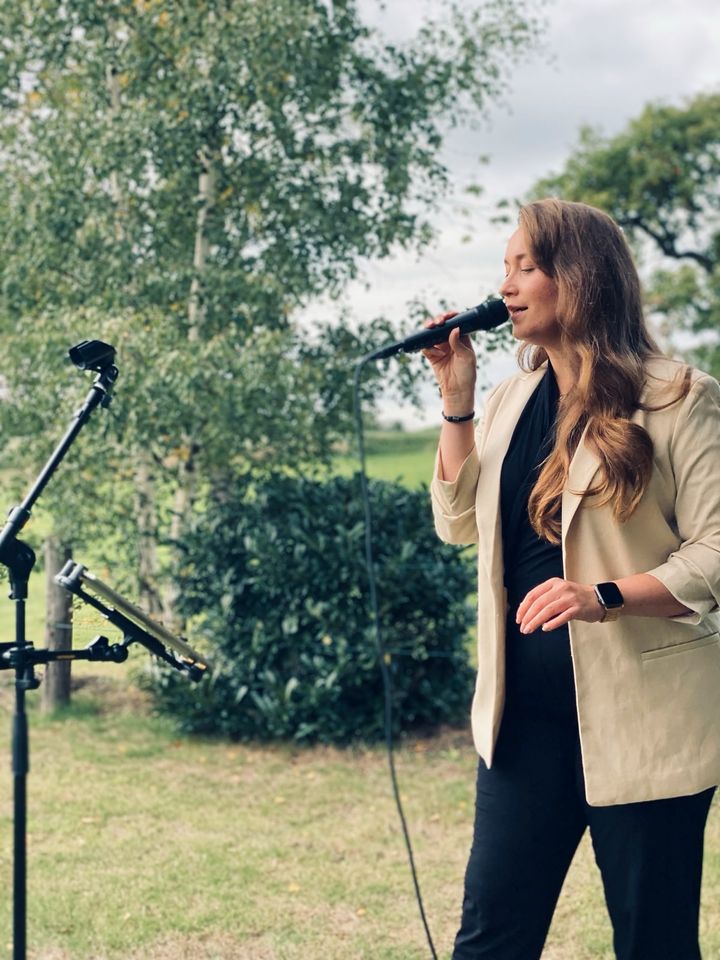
[499,273,517,298]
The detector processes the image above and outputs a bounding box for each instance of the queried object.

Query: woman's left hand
[516,577,605,633]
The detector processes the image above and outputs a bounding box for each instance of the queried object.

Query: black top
[499,364,576,724]
[500,365,565,611]
[499,364,577,725]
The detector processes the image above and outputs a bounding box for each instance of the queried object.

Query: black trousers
[453,620,716,960]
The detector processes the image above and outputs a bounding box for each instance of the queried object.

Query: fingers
[420,343,450,362]
[521,599,579,634]
[449,328,474,353]
[421,312,457,362]
[540,609,580,632]
[423,310,459,330]
[515,579,556,626]
[421,309,477,401]
[421,327,474,367]
[516,579,599,634]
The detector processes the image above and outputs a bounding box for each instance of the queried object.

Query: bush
[146,473,475,743]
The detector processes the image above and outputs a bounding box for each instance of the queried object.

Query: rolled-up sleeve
[646,375,720,615]
[430,430,481,545]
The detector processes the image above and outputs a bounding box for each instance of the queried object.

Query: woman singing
[423,198,720,960]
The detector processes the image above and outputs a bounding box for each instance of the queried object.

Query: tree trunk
[106,61,127,240]
[161,152,216,630]
[134,450,164,619]
[41,537,73,713]
[187,149,215,340]
[106,51,164,623]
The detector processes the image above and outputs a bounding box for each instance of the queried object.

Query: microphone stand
[0,344,210,960]
[0,350,118,960]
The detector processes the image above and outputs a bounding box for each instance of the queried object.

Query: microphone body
[369,297,508,361]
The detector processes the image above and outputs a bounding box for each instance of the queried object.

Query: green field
[335,427,439,488]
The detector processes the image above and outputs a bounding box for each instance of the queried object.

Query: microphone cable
[352,354,439,960]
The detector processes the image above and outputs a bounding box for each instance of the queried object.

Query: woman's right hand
[421,311,477,414]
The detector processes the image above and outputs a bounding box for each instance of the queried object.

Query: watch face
[596,581,624,609]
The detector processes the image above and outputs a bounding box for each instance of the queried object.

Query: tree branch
[622,215,714,274]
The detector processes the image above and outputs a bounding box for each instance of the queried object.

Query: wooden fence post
[41,537,73,713]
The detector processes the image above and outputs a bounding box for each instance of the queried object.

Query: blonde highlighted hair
[517,199,690,543]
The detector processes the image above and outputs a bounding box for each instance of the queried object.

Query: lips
[507,306,527,318]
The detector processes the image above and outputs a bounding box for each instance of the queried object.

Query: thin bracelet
[442,411,475,423]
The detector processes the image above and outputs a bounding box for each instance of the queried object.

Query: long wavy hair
[518,198,690,543]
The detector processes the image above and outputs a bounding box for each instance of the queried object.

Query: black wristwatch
[594,581,625,623]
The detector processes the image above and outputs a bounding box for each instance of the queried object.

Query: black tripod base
[1,634,130,960]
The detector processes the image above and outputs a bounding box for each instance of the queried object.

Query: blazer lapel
[476,366,548,568]
[562,424,601,539]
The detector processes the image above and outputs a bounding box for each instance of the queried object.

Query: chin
[510,323,530,342]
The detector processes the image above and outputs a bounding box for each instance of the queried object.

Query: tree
[0,0,544,625]
[525,92,720,374]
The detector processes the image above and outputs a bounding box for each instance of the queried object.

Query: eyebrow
[503,251,532,266]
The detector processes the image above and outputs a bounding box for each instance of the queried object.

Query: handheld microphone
[368,297,508,361]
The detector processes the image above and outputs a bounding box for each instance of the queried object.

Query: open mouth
[508,306,527,318]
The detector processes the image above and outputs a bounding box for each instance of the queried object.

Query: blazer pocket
[641,631,720,662]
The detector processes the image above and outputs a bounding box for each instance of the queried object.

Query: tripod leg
[12,685,28,960]
[9,593,33,960]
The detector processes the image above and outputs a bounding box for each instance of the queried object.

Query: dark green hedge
[146,473,475,743]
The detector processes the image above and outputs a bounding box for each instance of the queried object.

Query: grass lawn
[0,671,718,960]
[0,430,718,957]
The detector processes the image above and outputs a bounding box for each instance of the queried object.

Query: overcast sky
[308,0,720,426]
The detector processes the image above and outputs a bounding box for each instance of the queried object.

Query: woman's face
[500,228,561,350]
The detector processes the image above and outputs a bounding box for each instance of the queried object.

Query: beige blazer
[431,356,720,805]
